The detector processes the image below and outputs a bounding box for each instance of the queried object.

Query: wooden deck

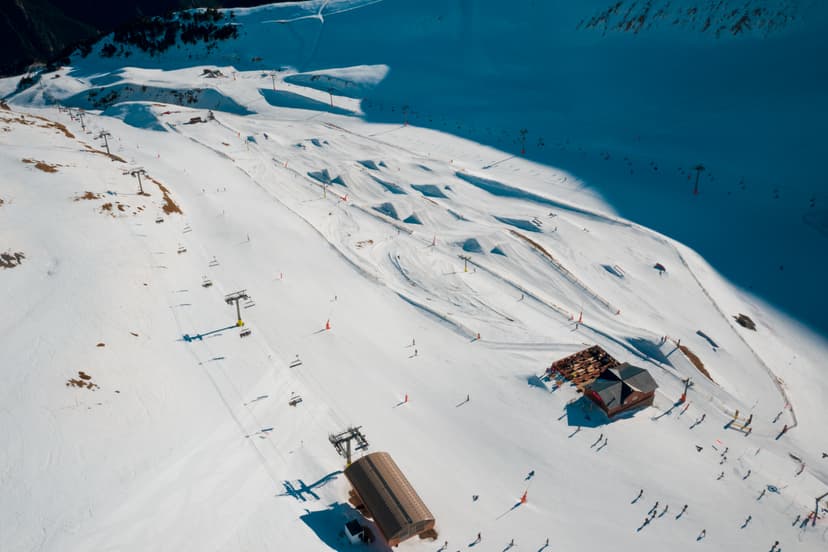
[548,345,620,391]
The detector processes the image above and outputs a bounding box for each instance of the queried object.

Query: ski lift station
[344,451,436,546]
[549,345,658,418]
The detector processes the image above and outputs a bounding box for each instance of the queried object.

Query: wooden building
[584,363,658,417]
[344,451,435,546]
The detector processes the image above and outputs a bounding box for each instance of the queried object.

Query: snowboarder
[472,495,479,502]
[770,541,779,552]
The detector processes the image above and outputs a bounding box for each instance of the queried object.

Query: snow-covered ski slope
[1,1,827,551]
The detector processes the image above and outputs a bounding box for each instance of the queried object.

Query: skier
[648,501,659,516]
[744,469,752,479]
[527,470,535,479]
[634,489,644,502]
[743,515,752,527]
[697,529,706,540]
[758,489,766,500]
[717,472,725,480]
[476,532,482,543]
[414,349,418,357]
[676,504,688,519]
[792,514,801,526]
[472,495,479,502]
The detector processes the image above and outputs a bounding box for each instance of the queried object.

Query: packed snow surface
[1,1,827,551]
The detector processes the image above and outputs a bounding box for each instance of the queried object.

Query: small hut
[584,363,658,417]
[344,451,435,546]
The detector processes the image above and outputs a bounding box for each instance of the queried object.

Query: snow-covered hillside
[2,1,827,551]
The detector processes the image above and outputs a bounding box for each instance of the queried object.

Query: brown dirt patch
[96,342,105,347]
[678,344,714,382]
[82,144,125,163]
[101,202,113,211]
[45,120,75,139]
[147,175,182,215]
[22,158,59,173]
[0,197,4,206]
[0,100,9,111]
[0,251,25,269]
[66,371,99,390]
[75,191,101,201]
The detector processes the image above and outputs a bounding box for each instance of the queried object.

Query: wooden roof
[345,452,434,544]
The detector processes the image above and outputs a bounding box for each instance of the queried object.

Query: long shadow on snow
[259,88,355,116]
[566,396,640,428]
[300,502,391,552]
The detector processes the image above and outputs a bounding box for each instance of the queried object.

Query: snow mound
[373,202,399,220]
[307,168,332,183]
[103,103,166,131]
[370,175,405,195]
[283,64,389,99]
[358,160,380,170]
[459,238,483,253]
[63,83,251,115]
[411,184,448,199]
[494,216,542,233]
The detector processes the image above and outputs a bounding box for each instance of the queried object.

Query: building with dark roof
[584,362,658,417]
[344,451,435,546]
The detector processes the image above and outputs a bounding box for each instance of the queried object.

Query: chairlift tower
[97,131,112,155]
[225,290,249,327]
[693,164,705,195]
[329,426,369,467]
[128,168,147,194]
